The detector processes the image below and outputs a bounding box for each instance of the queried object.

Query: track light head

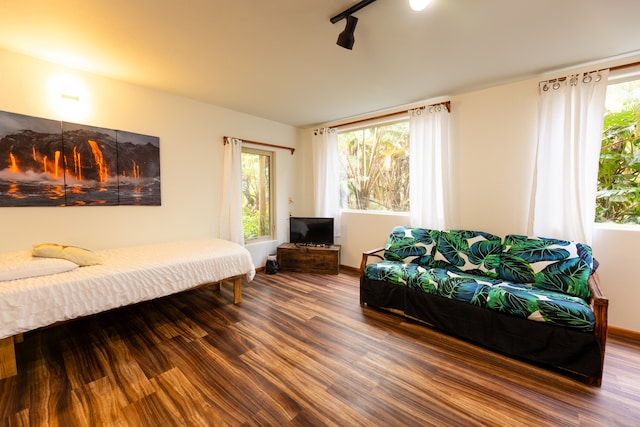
[337,15,358,50]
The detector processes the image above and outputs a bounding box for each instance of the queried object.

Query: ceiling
[1,0,640,128]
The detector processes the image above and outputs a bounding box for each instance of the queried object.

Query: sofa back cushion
[497,234,593,300]
[383,226,440,267]
[432,230,503,277]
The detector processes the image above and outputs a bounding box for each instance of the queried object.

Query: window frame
[241,146,275,243]
[337,116,411,214]
[596,67,640,227]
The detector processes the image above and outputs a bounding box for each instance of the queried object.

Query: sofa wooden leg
[0,336,17,380]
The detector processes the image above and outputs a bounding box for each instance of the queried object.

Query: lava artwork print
[0,110,160,207]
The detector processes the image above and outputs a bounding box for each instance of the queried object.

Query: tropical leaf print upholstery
[363,266,595,332]
[497,235,593,300]
[432,230,502,277]
[364,260,423,285]
[364,227,597,332]
[383,226,440,267]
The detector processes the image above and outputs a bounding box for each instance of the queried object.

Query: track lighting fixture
[336,15,358,50]
[331,0,430,50]
[330,0,377,50]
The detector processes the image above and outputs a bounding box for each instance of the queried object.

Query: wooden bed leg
[213,281,222,291]
[0,336,17,380]
[233,277,242,304]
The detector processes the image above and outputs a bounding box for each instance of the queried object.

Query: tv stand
[277,243,340,275]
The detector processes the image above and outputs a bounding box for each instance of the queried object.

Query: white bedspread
[0,238,255,340]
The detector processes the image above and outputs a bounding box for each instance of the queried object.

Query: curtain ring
[428,106,434,113]
[595,74,602,82]
[552,82,561,90]
[542,83,549,91]
[570,75,578,86]
[583,75,592,83]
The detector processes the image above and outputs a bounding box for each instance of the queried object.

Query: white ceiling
[1,0,640,128]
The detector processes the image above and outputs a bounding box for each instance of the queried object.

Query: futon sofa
[360,226,608,385]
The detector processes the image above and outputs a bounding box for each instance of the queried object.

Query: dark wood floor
[1,271,639,426]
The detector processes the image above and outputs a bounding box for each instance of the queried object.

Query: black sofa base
[360,277,603,385]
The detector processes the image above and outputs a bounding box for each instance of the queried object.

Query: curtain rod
[540,60,640,84]
[610,60,640,72]
[331,101,451,130]
[223,136,295,155]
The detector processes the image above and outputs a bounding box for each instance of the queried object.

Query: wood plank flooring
[1,271,639,426]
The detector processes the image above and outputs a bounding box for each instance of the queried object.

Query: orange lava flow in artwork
[87,139,108,183]
[9,152,19,173]
[54,151,61,178]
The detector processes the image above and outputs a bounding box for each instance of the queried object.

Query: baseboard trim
[608,326,640,341]
[339,265,360,274]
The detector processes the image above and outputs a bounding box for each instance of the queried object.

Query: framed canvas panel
[116,130,161,206]
[62,121,118,206]
[0,111,65,206]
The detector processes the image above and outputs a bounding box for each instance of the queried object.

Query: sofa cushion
[414,268,595,332]
[497,234,593,300]
[383,226,440,268]
[366,263,595,332]
[432,230,503,277]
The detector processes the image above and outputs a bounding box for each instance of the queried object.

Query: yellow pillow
[32,243,102,266]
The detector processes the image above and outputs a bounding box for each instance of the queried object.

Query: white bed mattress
[0,238,255,340]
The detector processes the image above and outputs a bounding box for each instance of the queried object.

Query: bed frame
[0,238,256,381]
[0,274,243,380]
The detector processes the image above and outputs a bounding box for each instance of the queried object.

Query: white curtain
[219,137,244,245]
[311,128,341,236]
[409,104,451,229]
[530,70,609,244]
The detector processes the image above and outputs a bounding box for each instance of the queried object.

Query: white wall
[303,56,640,333]
[0,49,298,268]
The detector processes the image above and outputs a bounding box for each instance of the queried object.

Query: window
[241,148,273,241]
[338,120,410,212]
[596,75,640,224]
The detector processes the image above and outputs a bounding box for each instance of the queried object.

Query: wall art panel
[0,110,160,207]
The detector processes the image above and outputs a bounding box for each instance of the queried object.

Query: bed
[0,238,256,380]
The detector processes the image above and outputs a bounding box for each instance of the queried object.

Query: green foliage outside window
[596,80,640,224]
[338,121,410,212]
[242,150,271,240]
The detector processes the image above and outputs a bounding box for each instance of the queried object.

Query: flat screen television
[289,217,334,246]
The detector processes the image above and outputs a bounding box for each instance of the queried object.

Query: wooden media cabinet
[276,243,341,275]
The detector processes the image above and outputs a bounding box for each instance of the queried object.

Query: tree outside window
[338,121,410,212]
[597,78,640,224]
[242,148,273,240]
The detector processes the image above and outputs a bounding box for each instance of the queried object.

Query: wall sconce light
[48,73,90,121]
[60,94,80,102]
